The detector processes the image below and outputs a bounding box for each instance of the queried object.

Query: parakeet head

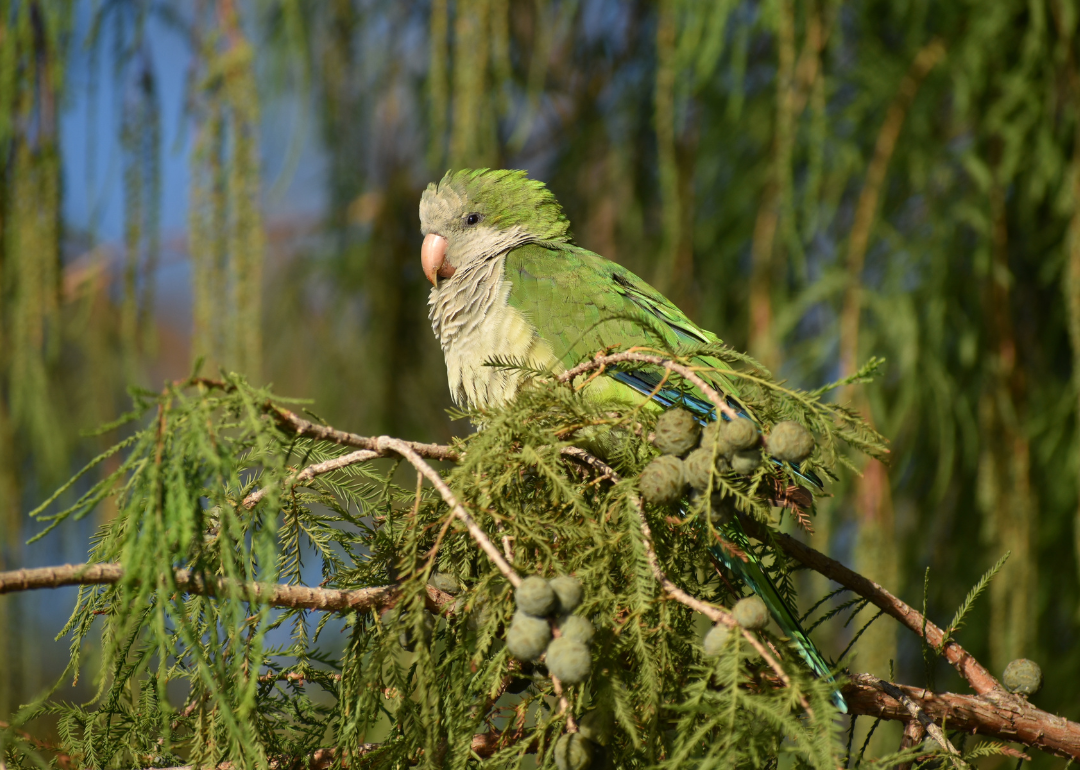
[419,168,571,286]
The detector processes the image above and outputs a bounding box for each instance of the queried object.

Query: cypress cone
[654,408,700,456]
[684,446,722,491]
[546,637,592,683]
[517,575,557,617]
[723,417,758,451]
[701,421,732,456]
[703,623,731,656]
[549,575,583,613]
[731,447,762,475]
[1002,658,1042,695]
[767,420,815,464]
[733,596,769,630]
[506,611,552,661]
[558,614,595,645]
[553,733,595,770]
[639,455,686,505]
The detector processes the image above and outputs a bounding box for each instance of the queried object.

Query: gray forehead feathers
[419,182,465,232]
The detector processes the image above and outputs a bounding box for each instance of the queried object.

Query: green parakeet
[418,168,846,712]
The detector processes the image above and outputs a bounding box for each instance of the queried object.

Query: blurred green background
[2,0,1079,760]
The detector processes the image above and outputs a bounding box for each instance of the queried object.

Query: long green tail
[712,519,848,714]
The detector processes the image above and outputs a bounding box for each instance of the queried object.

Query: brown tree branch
[270,406,461,462]
[844,675,1073,760]
[0,563,454,615]
[738,517,1002,696]
[184,376,461,462]
[242,448,378,508]
[866,675,962,763]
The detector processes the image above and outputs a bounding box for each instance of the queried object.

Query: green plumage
[432,169,572,243]
[504,241,739,406]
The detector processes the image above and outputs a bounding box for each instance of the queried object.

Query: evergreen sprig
[9,360,893,769]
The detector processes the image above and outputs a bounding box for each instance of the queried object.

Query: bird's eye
[465,213,482,226]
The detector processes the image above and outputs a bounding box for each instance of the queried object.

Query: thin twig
[183,377,462,462]
[550,674,576,731]
[242,449,378,508]
[272,406,460,461]
[560,446,617,482]
[557,350,741,420]
[375,436,522,588]
[868,676,963,765]
[545,622,578,731]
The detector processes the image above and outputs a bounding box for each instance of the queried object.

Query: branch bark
[0,563,454,615]
[866,675,961,763]
[738,517,1002,695]
[844,675,1074,760]
[242,448,378,508]
[270,406,460,462]
[7,557,1080,759]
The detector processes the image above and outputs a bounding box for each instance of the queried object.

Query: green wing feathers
[503,243,740,401]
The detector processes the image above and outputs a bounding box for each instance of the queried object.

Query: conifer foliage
[3,345,905,769]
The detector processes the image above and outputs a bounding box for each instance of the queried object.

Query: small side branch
[243,448,379,508]
[867,676,962,764]
[627,495,813,715]
[376,436,522,588]
[557,350,741,421]
[185,377,460,462]
[269,405,460,461]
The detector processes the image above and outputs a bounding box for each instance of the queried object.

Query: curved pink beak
[421,233,455,286]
